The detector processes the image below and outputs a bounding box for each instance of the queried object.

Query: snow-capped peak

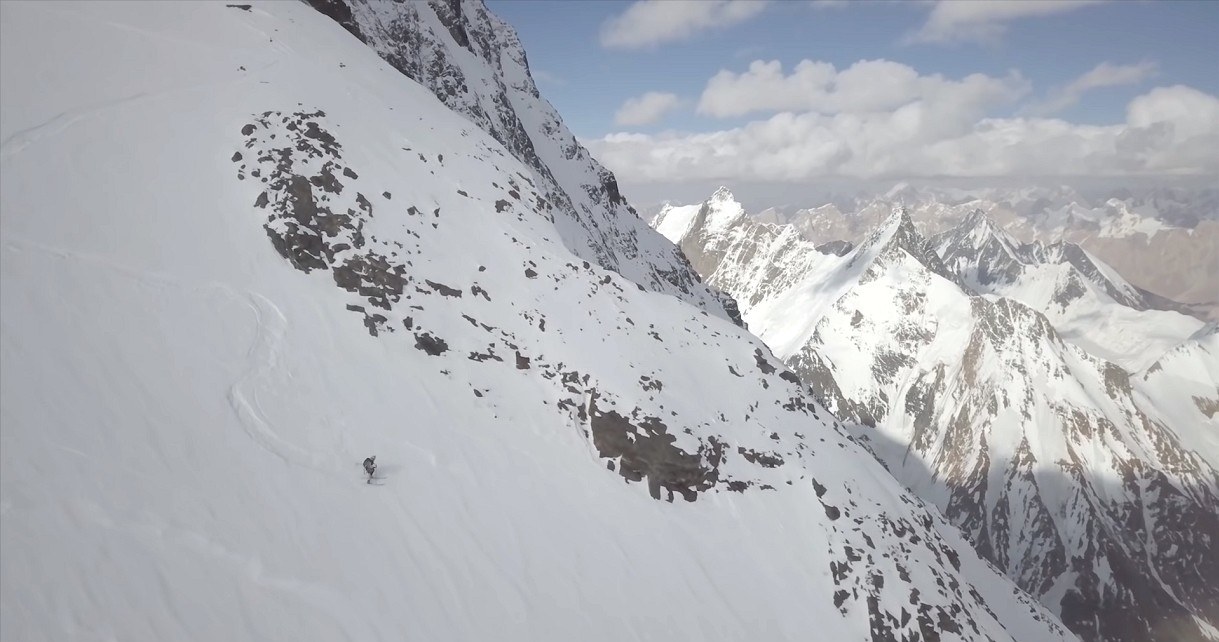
[859,207,915,251]
[855,208,964,287]
[935,210,1026,285]
[710,185,736,202]
[957,209,1018,250]
[699,187,746,233]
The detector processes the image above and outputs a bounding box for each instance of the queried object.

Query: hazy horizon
[620,175,1219,213]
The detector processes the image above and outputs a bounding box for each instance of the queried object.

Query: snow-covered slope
[0,3,1073,642]
[1139,323,1219,466]
[657,188,1219,642]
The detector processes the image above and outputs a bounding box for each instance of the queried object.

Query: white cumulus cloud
[697,58,1029,119]
[587,84,1219,183]
[615,92,683,126]
[1024,61,1157,115]
[909,0,1104,45]
[600,0,768,50]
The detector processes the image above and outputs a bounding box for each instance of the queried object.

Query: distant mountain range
[654,188,1219,642]
[647,184,1219,320]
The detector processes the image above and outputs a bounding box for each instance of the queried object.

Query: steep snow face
[0,3,1073,642]
[656,190,1219,642]
[934,212,1204,371]
[302,0,739,324]
[1139,323,1219,466]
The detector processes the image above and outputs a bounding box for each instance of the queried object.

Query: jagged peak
[867,207,923,254]
[964,209,1010,241]
[941,209,1022,260]
[710,185,736,203]
[678,186,746,236]
[960,208,998,234]
[866,206,911,239]
[853,208,969,290]
[1038,241,1144,304]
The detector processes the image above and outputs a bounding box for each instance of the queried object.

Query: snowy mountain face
[0,2,1074,642]
[654,189,1219,642]
[304,0,742,325]
[1140,323,1219,465]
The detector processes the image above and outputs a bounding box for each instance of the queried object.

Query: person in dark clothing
[363,455,376,483]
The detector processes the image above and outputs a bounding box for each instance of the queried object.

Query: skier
[363,455,377,483]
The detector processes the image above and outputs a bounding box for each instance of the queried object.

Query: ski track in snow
[0,60,279,161]
[0,236,335,475]
[0,92,157,159]
[4,235,381,631]
[225,291,304,469]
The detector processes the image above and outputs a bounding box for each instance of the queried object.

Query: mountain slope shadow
[850,427,1219,642]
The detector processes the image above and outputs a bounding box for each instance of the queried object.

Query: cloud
[697,58,1029,119]
[909,0,1104,45]
[587,85,1219,182]
[615,92,683,126]
[600,0,768,50]
[1024,61,1157,115]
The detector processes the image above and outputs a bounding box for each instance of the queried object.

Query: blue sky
[491,0,1218,135]
[486,1,1219,189]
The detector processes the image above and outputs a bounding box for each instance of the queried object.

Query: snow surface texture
[655,189,1219,642]
[0,2,1073,642]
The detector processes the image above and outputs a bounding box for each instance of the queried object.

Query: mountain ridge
[672,184,1219,320]
[655,187,1219,642]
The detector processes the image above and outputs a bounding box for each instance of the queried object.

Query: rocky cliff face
[656,188,1219,642]
[305,0,742,324]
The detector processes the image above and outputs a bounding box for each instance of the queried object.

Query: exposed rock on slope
[305,0,741,324]
[0,3,1072,641]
